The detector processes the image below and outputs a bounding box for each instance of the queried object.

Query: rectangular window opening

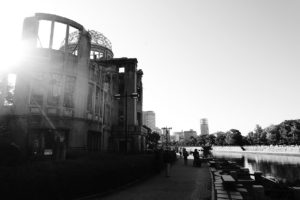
[63,76,76,108]
[95,86,100,115]
[119,67,125,73]
[30,73,46,106]
[68,26,79,55]
[87,83,94,113]
[90,51,95,59]
[0,73,16,106]
[47,74,63,106]
[37,20,52,48]
[52,22,67,50]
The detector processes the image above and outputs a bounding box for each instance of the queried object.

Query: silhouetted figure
[193,149,201,167]
[154,148,164,172]
[183,148,189,165]
[163,148,173,177]
[179,150,182,158]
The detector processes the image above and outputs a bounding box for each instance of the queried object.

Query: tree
[206,134,216,145]
[265,125,280,145]
[254,124,263,145]
[254,124,263,134]
[211,119,300,146]
[246,132,255,145]
[214,132,226,146]
[197,135,207,146]
[188,136,197,146]
[225,129,243,146]
[259,131,267,145]
[291,129,300,145]
[290,122,300,144]
[242,136,250,145]
[146,131,160,149]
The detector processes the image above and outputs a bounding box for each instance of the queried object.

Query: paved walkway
[98,158,211,200]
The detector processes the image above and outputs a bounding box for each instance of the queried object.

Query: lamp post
[162,127,172,148]
[114,92,138,153]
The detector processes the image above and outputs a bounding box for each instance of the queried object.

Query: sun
[0,37,28,90]
[0,39,27,75]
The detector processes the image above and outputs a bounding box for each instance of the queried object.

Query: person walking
[183,148,189,166]
[163,148,172,177]
[179,148,182,158]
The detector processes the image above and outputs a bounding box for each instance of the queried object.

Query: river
[211,151,300,186]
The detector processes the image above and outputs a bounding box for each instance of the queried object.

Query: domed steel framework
[66,30,112,51]
[89,30,112,51]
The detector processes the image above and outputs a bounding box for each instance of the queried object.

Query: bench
[222,175,235,182]
[222,175,236,189]
[209,161,216,167]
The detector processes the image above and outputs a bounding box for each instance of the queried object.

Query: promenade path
[97,158,211,200]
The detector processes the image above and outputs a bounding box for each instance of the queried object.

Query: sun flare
[0,39,28,74]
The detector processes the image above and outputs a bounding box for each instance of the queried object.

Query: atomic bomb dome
[1,13,145,162]
[89,30,112,51]
[65,29,114,59]
[67,30,112,51]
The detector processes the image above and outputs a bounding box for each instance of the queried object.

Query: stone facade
[0,13,146,158]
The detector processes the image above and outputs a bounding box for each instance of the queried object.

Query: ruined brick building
[0,13,146,158]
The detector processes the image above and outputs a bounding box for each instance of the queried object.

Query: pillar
[292,187,300,200]
[253,185,264,200]
[254,171,263,184]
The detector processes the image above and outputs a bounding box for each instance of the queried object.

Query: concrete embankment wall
[212,145,300,156]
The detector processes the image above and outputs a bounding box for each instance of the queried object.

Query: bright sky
[1,0,300,135]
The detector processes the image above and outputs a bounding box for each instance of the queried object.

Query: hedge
[0,152,164,200]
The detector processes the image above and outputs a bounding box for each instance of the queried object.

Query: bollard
[253,185,264,200]
[254,171,263,184]
[241,168,249,173]
[292,187,300,200]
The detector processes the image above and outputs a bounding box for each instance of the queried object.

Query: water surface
[212,151,300,186]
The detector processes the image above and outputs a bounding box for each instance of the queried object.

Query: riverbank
[212,145,300,156]
[212,149,300,187]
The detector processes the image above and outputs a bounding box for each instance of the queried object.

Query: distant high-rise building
[173,131,184,142]
[200,118,209,135]
[143,111,156,130]
[184,129,197,141]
